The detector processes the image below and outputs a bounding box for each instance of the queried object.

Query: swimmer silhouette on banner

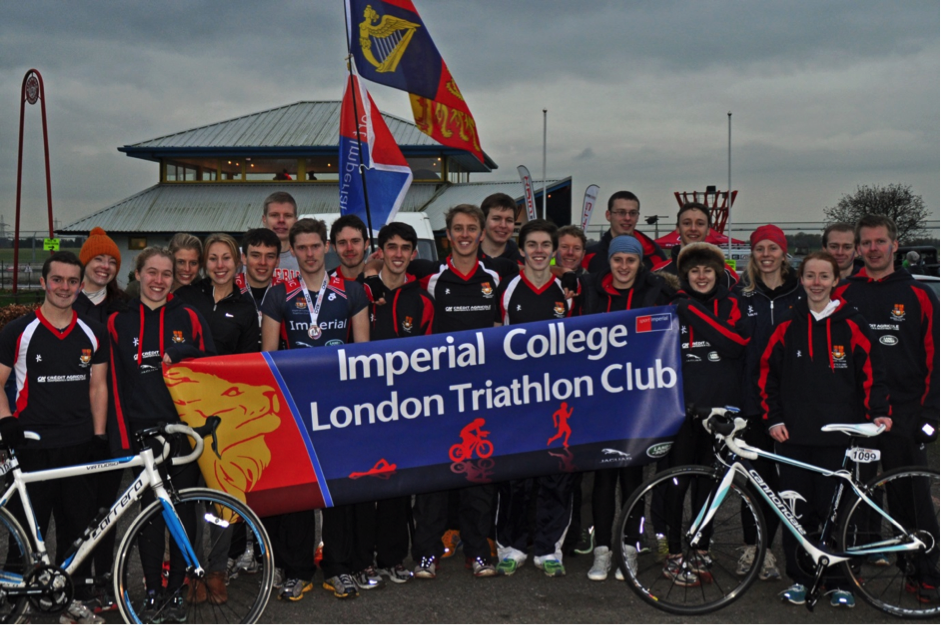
[166,307,684,515]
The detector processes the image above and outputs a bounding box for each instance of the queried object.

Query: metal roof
[121,101,497,172]
[420,178,571,230]
[61,183,442,234]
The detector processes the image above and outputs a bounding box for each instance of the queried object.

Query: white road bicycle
[0,417,273,623]
[614,406,939,618]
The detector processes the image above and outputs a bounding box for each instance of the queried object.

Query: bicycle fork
[687,468,737,549]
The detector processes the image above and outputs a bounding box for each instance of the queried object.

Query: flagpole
[727,111,732,260]
[542,109,547,220]
[343,4,376,250]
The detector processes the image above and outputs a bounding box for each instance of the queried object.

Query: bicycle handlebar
[701,408,758,460]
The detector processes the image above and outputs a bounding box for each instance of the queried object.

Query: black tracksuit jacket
[835,268,939,427]
[757,297,890,447]
[106,296,216,454]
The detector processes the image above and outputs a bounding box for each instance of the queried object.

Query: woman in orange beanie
[75,227,127,324]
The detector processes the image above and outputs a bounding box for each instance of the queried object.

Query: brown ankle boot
[206,571,228,605]
[186,578,207,604]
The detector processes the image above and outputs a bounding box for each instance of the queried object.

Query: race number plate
[846,447,881,463]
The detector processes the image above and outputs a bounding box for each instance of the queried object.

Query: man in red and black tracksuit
[582,190,666,273]
[362,222,435,584]
[493,219,576,578]
[0,252,109,623]
[366,204,518,579]
[834,215,939,598]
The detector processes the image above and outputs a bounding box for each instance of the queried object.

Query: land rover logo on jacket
[879,335,898,346]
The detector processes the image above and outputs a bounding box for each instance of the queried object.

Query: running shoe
[323,574,358,599]
[573,527,595,555]
[867,552,890,566]
[905,578,938,604]
[441,529,461,558]
[736,544,756,577]
[163,590,186,623]
[618,545,638,581]
[352,568,383,591]
[496,558,519,576]
[662,555,700,587]
[778,583,807,605]
[470,557,497,578]
[272,567,284,590]
[205,571,228,605]
[377,564,412,584]
[688,550,714,583]
[414,556,437,580]
[279,578,313,602]
[655,533,669,557]
[828,589,855,609]
[759,550,781,581]
[587,546,612,581]
[59,600,105,624]
[138,590,161,623]
[542,559,566,577]
[87,585,117,614]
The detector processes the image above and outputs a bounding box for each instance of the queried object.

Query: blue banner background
[268,307,685,507]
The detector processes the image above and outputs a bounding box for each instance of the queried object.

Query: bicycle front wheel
[114,487,274,624]
[614,464,766,615]
[840,467,939,619]
[0,506,33,624]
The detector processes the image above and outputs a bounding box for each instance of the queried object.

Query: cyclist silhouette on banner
[449,418,493,462]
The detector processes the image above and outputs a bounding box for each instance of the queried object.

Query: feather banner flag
[338,73,413,234]
[346,0,484,163]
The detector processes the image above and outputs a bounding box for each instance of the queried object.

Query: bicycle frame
[688,439,927,570]
[0,443,204,590]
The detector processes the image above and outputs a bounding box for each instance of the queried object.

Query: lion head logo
[165,366,282,505]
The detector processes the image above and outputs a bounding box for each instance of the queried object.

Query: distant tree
[824,183,928,242]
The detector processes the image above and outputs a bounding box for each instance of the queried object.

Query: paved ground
[31,442,937,623]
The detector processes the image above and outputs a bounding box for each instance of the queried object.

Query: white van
[298,212,438,272]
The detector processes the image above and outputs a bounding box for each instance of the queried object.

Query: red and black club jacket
[408,255,519,334]
[582,229,667,274]
[758,297,890,447]
[107,296,215,455]
[672,284,750,409]
[0,309,108,449]
[369,275,435,341]
[496,272,573,326]
[583,265,674,315]
[835,269,939,423]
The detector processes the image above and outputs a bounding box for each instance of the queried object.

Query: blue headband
[609,235,643,259]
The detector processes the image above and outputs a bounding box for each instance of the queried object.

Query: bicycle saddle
[820,423,884,438]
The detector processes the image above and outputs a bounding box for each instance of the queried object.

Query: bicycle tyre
[840,466,939,620]
[0,506,33,624]
[114,487,274,624]
[614,464,766,615]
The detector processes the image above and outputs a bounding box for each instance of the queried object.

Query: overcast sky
[1,0,937,236]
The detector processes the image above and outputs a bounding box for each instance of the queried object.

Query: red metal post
[12,69,55,295]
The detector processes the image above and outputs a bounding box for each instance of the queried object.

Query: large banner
[166,307,685,517]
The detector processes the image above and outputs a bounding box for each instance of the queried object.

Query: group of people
[0,186,935,621]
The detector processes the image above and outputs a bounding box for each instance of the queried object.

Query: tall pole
[727,111,732,260]
[343,6,376,249]
[542,109,547,220]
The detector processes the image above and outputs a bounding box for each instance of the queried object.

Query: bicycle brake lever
[208,416,222,459]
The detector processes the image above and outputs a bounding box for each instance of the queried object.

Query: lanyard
[301,273,329,340]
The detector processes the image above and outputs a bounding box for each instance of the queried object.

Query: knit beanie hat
[677,242,725,279]
[79,227,122,271]
[608,235,644,259]
[749,224,787,254]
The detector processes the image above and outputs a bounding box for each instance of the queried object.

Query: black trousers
[591,466,643,548]
[137,459,200,592]
[775,443,846,589]
[320,497,411,577]
[496,474,574,559]
[412,485,494,561]
[264,510,317,582]
[10,444,96,583]
[877,422,938,582]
